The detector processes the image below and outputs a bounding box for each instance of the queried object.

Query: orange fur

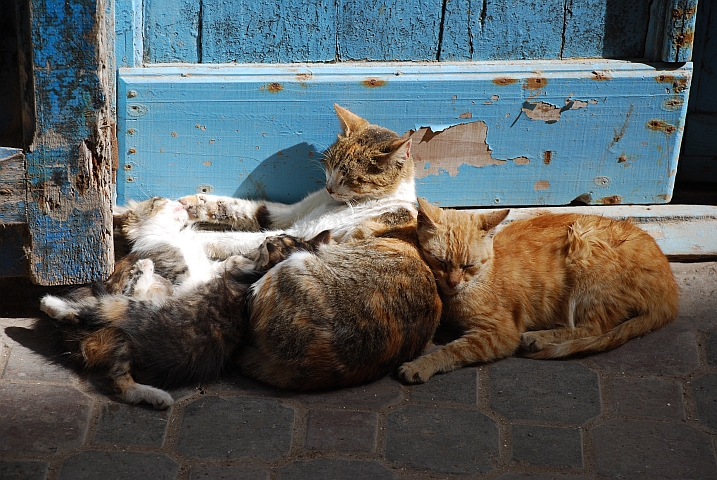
[398,199,679,384]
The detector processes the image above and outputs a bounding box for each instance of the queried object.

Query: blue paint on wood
[144,0,198,63]
[202,1,336,63]
[115,0,144,67]
[24,0,114,285]
[117,60,691,207]
[662,0,699,62]
[337,0,442,61]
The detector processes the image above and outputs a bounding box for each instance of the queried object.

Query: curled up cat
[40,196,332,409]
[398,198,679,384]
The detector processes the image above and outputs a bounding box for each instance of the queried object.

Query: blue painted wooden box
[0,0,706,284]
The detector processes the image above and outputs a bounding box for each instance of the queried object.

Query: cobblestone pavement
[1,262,716,479]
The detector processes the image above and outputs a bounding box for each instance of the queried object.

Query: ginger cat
[399,198,679,384]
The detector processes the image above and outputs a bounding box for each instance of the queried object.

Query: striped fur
[398,199,679,384]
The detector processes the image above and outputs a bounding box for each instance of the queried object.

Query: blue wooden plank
[337,0,442,60]
[25,0,115,285]
[144,0,198,63]
[562,0,650,59]
[115,0,144,67]
[441,0,564,61]
[662,0,699,62]
[117,60,691,207]
[202,0,336,63]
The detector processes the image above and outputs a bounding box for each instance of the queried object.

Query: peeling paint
[520,98,587,124]
[534,180,550,190]
[409,122,505,178]
[523,77,548,90]
[591,70,612,81]
[594,176,611,187]
[609,104,634,149]
[646,119,677,134]
[458,112,472,119]
[171,131,178,137]
[598,195,622,205]
[262,82,283,93]
[512,156,530,165]
[493,77,518,86]
[543,151,552,165]
[662,97,684,111]
[362,78,387,88]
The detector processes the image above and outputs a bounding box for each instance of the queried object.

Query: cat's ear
[311,230,333,246]
[481,209,510,231]
[377,138,412,168]
[416,197,440,230]
[334,104,369,137]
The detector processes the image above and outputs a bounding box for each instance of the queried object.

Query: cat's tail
[521,305,678,360]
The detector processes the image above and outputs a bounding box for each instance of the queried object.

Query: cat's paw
[398,358,435,384]
[40,295,77,322]
[178,194,210,220]
[224,254,254,270]
[519,332,544,353]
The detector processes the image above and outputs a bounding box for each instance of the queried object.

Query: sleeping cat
[40,232,331,409]
[398,198,679,384]
[107,196,228,296]
[178,104,416,258]
[240,217,442,391]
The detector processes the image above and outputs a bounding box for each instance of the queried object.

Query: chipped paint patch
[647,119,677,134]
[534,180,550,190]
[521,98,587,124]
[662,97,684,111]
[458,112,472,119]
[543,151,552,165]
[513,156,530,165]
[409,122,506,178]
[591,70,612,81]
[598,195,622,205]
[362,78,387,88]
[262,82,283,93]
[493,77,518,86]
[609,105,634,149]
[523,77,548,90]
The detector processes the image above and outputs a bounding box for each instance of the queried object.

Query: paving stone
[305,409,378,453]
[177,395,294,460]
[610,376,684,420]
[0,460,48,480]
[693,372,717,432]
[511,424,582,468]
[297,375,403,409]
[409,367,478,406]
[2,325,76,382]
[58,451,179,480]
[386,404,498,475]
[277,459,396,480]
[94,401,169,446]
[489,358,600,424]
[495,474,591,480]
[706,328,717,366]
[671,262,717,330]
[188,464,269,480]
[589,323,699,375]
[0,383,92,454]
[592,418,717,479]
[206,371,284,396]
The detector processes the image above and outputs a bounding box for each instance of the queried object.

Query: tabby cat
[178,104,416,258]
[40,232,330,409]
[399,198,679,384]
[240,218,442,390]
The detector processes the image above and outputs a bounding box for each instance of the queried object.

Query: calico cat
[398,198,679,384]
[178,104,416,258]
[40,232,331,409]
[107,196,228,296]
[240,218,442,391]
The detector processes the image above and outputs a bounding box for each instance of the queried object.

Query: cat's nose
[326,186,334,195]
